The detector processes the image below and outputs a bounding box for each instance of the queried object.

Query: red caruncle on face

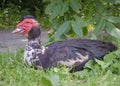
[15,19,39,34]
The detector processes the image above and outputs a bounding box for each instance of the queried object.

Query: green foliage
[45,0,120,41]
[93,18,106,35]
[70,0,81,13]
[0,0,49,29]
[0,2,29,29]
[55,21,71,40]
[106,22,120,40]
[71,16,87,37]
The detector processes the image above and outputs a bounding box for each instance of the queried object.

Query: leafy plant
[0,0,49,29]
[0,3,29,29]
[45,0,120,41]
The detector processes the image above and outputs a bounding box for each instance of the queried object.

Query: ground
[0,30,48,52]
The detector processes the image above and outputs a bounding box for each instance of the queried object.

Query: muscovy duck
[12,15,117,72]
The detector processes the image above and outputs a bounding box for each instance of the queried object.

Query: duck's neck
[24,37,44,67]
[28,37,41,44]
[27,37,46,54]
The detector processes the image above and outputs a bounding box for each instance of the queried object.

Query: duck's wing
[45,39,116,72]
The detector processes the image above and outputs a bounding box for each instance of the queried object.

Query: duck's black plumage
[44,39,116,72]
[24,34,116,72]
[13,15,117,72]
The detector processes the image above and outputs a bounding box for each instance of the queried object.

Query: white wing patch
[41,46,46,54]
[58,52,89,67]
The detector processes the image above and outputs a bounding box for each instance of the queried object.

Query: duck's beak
[12,28,24,34]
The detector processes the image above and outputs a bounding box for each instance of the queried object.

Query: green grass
[0,47,120,86]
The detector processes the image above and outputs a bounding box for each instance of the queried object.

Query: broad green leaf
[70,0,81,13]
[104,53,116,63]
[64,13,69,21]
[95,59,110,69]
[93,19,105,35]
[55,21,71,40]
[91,14,101,23]
[41,74,59,86]
[105,16,120,23]
[106,22,120,40]
[51,18,63,29]
[49,74,59,86]
[84,60,94,70]
[60,1,69,15]
[75,16,87,27]
[85,7,94,21]
[50,3,62,21]
[94,0,106,14]
[45,1,55,14]
[103,0,120,4]
[103,0,115,3]
[72,16,87,37]
[115,0,120,4]
[90,34,97,40]
[41,76,52,86]
[71,21,83,37]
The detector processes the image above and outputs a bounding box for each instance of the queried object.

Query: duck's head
[12,15,41,40]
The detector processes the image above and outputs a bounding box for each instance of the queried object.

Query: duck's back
[44,39,116,72]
